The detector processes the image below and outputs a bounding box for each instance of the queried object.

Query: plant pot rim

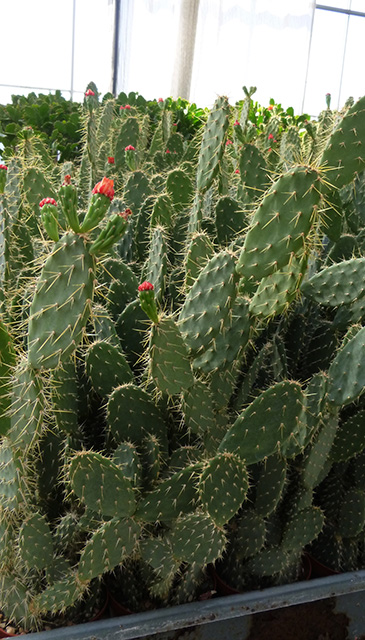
[21,569,365,640]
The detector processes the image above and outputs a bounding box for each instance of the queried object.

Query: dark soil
[247,598,350,640]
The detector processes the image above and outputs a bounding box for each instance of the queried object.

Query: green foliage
[0,84,364,631]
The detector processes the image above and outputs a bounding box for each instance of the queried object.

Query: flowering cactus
[39,197,59,242]
[0,164,7,193]
[80,177,114,232]
[138,281,159,323]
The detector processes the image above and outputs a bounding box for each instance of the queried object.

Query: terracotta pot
[108,592,133,618]
[306,553,339,579]
[212,554,312,598]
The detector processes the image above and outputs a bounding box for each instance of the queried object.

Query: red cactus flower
[0,164,7,171]
[226,139,233,145]
[268,133,274,140]
[235,169,240,174]
[268,105,273,111]
[234,120,240,126]
[119,207,132,220]
[173,123,177,126]
[107,157,115,164]
[85,89,95,97]
[63,174,71,185]
[268,148,272,153]
[125,145,135,151]
[39,197,57,208]
[158,98,164,102]
[138,281,154,292]
[92,177,114,201]
[165,149,171,154]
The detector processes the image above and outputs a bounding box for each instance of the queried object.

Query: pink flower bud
[0,164,7,171]
[268,133,274,140]
[125,105,131,109]
[234,120,240,126]
[39,197,57,208]
[85,89,95,97]
[125,145,135,151]
[63,174,71,185]
[268,105,273,111]
[138,281,154,292]
[226,139,233,145]
[165,149,171,154]
[235,169,240,174]
[92,177,114,201]
[158,98,164,102]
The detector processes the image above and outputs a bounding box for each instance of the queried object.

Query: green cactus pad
[135,462,203,522]
[330,410,365,462]
[85,341,133,397]
[193,295,251,373]
[320,95,365,193]
[232,509,266,559]
[9,364,44,450]
[112,441,142,487]
[196,96,231,193]
[255,455,287,517]
[28,232,95,370]
[215,196,247,245]
[35,573,87,615]
[334,294,365,329]
[327,326,365,406]
[139,433,161,488]
[198,452,249,527]
[105,260,139,319]
[115,299,149,366]
[0,437,25,510]
[107,383,168,453]
[219,380,305,465]
[150,316,194,396]
[236,166,321,283]
[249,255,305,319]
[18,513,54,571]
[51,360,79,436]
[245,547,294,578]
[168,513,226,565]
[301,258,365,307]
[78,517,140,581]
[145,225,168,302]
[179,250,238,356]
[181,379,217,439]
[184,231,215,291]
[0,320,16,436]
[92,304,120,348]
[69,450,136,517]
[166,169,194,213]
[150,194,174,230]
[337,489,365,538]
[302,412,339,490]
[139,536,178,584]
[282,506,324,551]
[239,143,269,196]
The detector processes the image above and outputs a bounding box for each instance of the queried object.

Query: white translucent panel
[349,0,365,13]
[72,0,115,96]
[339,15,365,105]
[116,0,181,100]
[302,9,348,115]
[315,1,351,8]
[1,0,73,90]
[190,0,314,111]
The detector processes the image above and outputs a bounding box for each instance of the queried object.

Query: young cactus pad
[27,232,95,369]
[236,166,322,283]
